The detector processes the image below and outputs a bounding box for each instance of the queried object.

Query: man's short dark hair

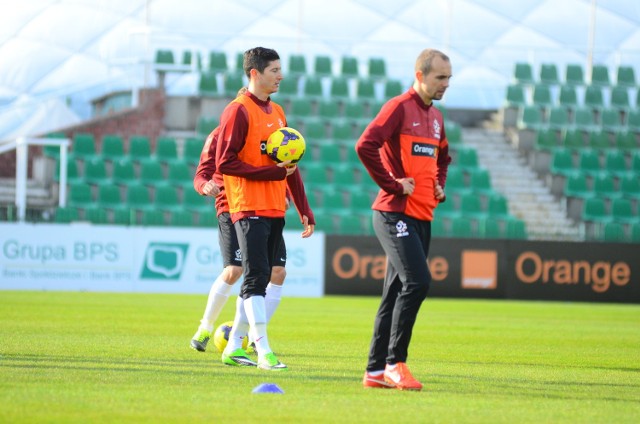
[243,47,280,78]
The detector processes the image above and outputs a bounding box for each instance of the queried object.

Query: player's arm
[216,104,287,181]
[435,123,452,202]
[355,102,407,195]
[286,169,315,237]
[194,130,220,197]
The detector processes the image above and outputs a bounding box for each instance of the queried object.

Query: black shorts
[217,212,286,267]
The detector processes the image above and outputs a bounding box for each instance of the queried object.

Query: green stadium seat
[343,99,369,126]
[155,49,174,65]
[331,164,358,188]
[288,54,307,78]
[457,148,479,171]
[83,157,108,185]
[459,193,486,219]
[478,217,503,239]
[443,167,469,195]
[505,84,526,107]
[112,207,134,225]
[97,185,122,209]
[547,106,570,130]
[506,218,527,239]
[445,121,462,145]
[614,131,638,152]
[345,145,361,165]
[330,76,350,100]
[331,121,355,145]
[604,150,629,178]
[532,84,553,107]
[565,64,585,86]
[578,149,602,177]
[384,79,403,98]
[584,85,604,109]
[549,148,575,177]
[349,190,371,212]
[196,116,219,136]
[184,137,205,164]
[573,107,598,132]
[233,52,244,75]
[534,128,561,154]
[128,136,152,163]
[313,55,332,77]
[166,161,193,188]
[288,98,316,127]
[368,58,386,80]
[224,73,245,97]
[633,151,640,173]
[303,76,324,99]
[563,130,586,153]
[600,108,625,133]
[616,65,636,88]
[198,70,220,97]
[170,210,194,227]
[68,182,95,209]
[184,189,214,214]
[154,137,178,165]
[431,218,447,238]
[275,77,299,101]
[101,135,124,161]
[140,210,165,226]
[337,214,363,235]
[558,85,578,109]
[632,222,640,243]
[302,162,330,186]
[182,50,202,69]
[356,78,376,101]
[451,216,477,238]
[487,194,510,219]
[469,168,493,195]
[84,207,108,224]
[208,51,228,73]
[611,198,636,224]
[602,221,627,243]
[582,197,611,223]
[340,56,359,78]
[71,133,98,162]
[154,185,181,213]
[53,158,81,184]
[126,184,154,212]
[433,196,459,219]
[587,130,611,150]
[564,172,593,199]
[138,160,164,186]
[111,158,136,188]
[628,110,640,133]
[197,211,217,227]
[513,62,534,85]
[317,100,340,123]
[620,175,640,201]
[592,174,620,200]
[303,121,329,146]
[54,206,79,223]
[539,63,560,85]
[518,106,543,130]
[590,64,610,86]
[318,143,342,163]
[610,86,630,111]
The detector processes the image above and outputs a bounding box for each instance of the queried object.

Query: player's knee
[270,266,286,285]
[223,265,243,284]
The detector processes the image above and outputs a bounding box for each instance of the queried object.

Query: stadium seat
[313,55,333,77]
[592,174,620,200]
[288,54,307,78]
[600,108,625,133]
[532,84,553,107]
[337,214,364,235]
[434,196,460,219]
[610,86,630,111]
[53,158,81,184]
[166,161,193,188]
[170,210,194,227]
[590,64,611,86]
[611,198,636,224]
[431,218,448,238]
[632,222,640,243]
[578,149,602,177]
[573,107,598,132]
[182,50,202,69]
[513,62,534,85]
[198,70,220,97]
[318,143,342,163]
[275,77,299,101]
[539,63,560,86]
[331,164,358,187]
[582,197,610,223]
[620,175,640,201]
[183,137,205,164]
[71,133,98,162]
[451,216,476,238]
[126,184,154,212]
[84,207,108,224]
[459,192,486,219]
[330,76,350,100]
[303,121,329,146]
[604,150,629,178]
[209,51,229,73]
[445,121,463,145]
[564,172,592,199]
[155,49,174,65]
[478,217,503,239]
[506,218,527,239]
[54,206,79,223]
[517,106,543,130]
[288,98,316,126]
[558,85,578,109]
[138,160,164,185]
[470,168,494,195]
[196,116,219,136]
[443,167,469,195]
[457,148,479,171]
[303,76,324,99]
[547,106,570,130]
[349,190,372,212]
[602,221,627,242]
[68,182,95,209]
[368,58,386,80]
[584,85,604,109]
[563,130,587,153]
[549,148,575,177]
[128,136,152,163]
[233,52,244,75]
[383,79,403,98]
[97,185,122,209]
[83,157,110,185]
[184,189,214,214]
[565,64,585,86]
[331,121,355,145]
[101,135,124,161]
[587,130,611,151]
[112,207,134,225]
[140,210,165,226]
[628,110,640,133]
[615,131,638,152]
[533,128,561,154]
[224,73,245,97]
[111,158,136,188]
[616,65,636,87]
[197,211,217,227]
[505,84,526,107]
[356,78,376,101]
[340,56,359,78]
[343,99,369,126]
[154,136,178,165]
[317,100,340,123]
[487,194,510,219]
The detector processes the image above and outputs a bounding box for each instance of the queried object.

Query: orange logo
[461,250,497,289]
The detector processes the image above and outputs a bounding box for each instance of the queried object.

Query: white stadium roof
[0,0,639,141]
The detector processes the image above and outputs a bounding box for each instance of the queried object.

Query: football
[266,127,306,164]
[213,321,248,352]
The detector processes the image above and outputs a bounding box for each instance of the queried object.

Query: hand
[301,215,314,238]
[202,180,220,197]
[277,161,297,176]
[434,181,445,201]
[396,177,415,195]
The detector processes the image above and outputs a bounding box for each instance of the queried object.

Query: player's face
[418,56,452,103]
[257,59,284,96]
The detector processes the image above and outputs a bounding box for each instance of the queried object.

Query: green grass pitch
[1,290,638,423]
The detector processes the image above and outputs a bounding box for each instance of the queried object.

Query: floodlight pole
[586,0,597,83]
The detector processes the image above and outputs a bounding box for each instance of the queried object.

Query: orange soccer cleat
[363,371,396,389]
[383,362,423,391]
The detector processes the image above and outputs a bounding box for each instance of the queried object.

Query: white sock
[244,296,271,357]
[224,296,250,353]
[199,276,233,332]
[265,283,282,323]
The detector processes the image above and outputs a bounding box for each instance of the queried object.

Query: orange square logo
[461,250,497,289]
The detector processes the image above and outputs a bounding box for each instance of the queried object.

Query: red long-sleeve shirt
[193,127,229,215]
[356,87,451,221]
